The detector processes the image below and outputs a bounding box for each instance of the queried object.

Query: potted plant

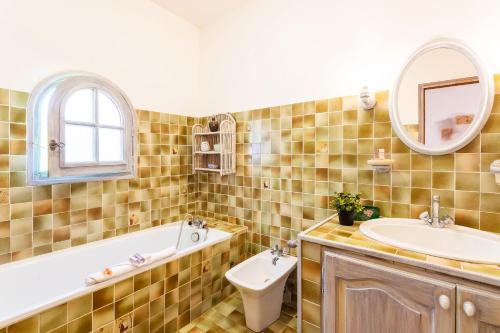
[330,192,363,226]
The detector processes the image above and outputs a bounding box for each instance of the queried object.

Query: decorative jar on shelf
[209,116,219,132]
[200,141,210,152]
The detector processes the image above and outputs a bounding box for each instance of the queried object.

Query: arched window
[28,72,136,184]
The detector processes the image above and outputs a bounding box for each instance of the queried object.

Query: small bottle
[374,148,385,160]
[378,148,385,160]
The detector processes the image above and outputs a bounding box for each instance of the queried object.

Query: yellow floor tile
[179,292,297,332]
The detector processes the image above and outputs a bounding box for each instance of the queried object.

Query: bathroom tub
[0,222,233,328]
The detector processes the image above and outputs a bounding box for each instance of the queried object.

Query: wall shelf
[192,113,236,176]
[194,167,222,173]
[193,132,222,136]
[194,151,221,154]
[367,159,394,173]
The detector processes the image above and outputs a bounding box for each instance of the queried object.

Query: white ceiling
[152,0,250,27]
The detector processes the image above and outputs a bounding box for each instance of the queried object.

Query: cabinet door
[457,285,500,333]
[322,252,456,333]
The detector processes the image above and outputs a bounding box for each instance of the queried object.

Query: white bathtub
[0,222,231,327]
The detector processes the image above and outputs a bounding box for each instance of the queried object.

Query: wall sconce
[359,86,377,110]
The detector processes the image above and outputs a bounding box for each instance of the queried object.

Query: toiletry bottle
[378,148,385,160]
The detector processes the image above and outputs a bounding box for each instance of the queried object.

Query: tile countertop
[299,215,500,288]
[206,218,248,235]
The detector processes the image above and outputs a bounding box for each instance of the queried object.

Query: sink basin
[360,218,500,264]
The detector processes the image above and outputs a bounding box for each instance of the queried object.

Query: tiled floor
[179,292,297,333]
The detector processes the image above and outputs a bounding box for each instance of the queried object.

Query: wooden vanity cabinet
[457,286,500,333]
[321,250,500,333]
[322,251,456,333]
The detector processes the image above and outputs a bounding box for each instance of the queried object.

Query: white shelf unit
[192,113,236,175]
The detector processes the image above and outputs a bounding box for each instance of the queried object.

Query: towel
[85,246,176,286]
[85,263,135,285]
[133,246,176,267]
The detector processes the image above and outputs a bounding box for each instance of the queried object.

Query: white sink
[360,218,500,264]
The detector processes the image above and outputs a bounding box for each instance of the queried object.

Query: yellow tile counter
[300,215,500,287]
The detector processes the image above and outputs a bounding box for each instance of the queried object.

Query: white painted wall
[4,0,500,117]
[0,0,199,115]
[199,0,500,115]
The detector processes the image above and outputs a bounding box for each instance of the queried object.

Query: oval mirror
[390,39,494,155]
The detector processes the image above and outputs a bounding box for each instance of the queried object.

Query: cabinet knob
[438,295,450,310]
[463,301,476,317]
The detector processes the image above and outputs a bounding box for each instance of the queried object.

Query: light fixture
[359,86,377,110]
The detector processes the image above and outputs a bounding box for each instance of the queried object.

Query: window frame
[27,72,137,185]
[58,85,126,168]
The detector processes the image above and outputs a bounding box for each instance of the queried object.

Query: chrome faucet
[189,216,207,229]
[271,244,284,265]
[419,195,455,228]
[271,244,283,256]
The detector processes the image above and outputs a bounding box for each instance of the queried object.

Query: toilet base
[239,278,287,332]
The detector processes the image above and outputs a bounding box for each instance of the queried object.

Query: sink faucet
[189,216,207,229]
[271,244,283,265]
[270,240,297,265]
[419,195,454,228]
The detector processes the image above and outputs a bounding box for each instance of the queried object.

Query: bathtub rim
[0,221,233,328]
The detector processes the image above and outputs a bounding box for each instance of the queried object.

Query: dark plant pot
[338,210,355,226]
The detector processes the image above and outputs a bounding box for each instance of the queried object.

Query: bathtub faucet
[190,216,208,230]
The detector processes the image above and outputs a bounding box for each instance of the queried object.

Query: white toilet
[225,250,297,332]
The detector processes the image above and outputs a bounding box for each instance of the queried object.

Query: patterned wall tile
[197,75,500,254]
[300,241,321,333]
[2,76,500,329]
[0,88,196,264]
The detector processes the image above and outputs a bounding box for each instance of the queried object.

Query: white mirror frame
[389,38,494,155]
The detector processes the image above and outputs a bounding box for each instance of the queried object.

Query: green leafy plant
[330,192,363,213]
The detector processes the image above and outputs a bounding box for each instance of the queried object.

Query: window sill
[28,171,136,186]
